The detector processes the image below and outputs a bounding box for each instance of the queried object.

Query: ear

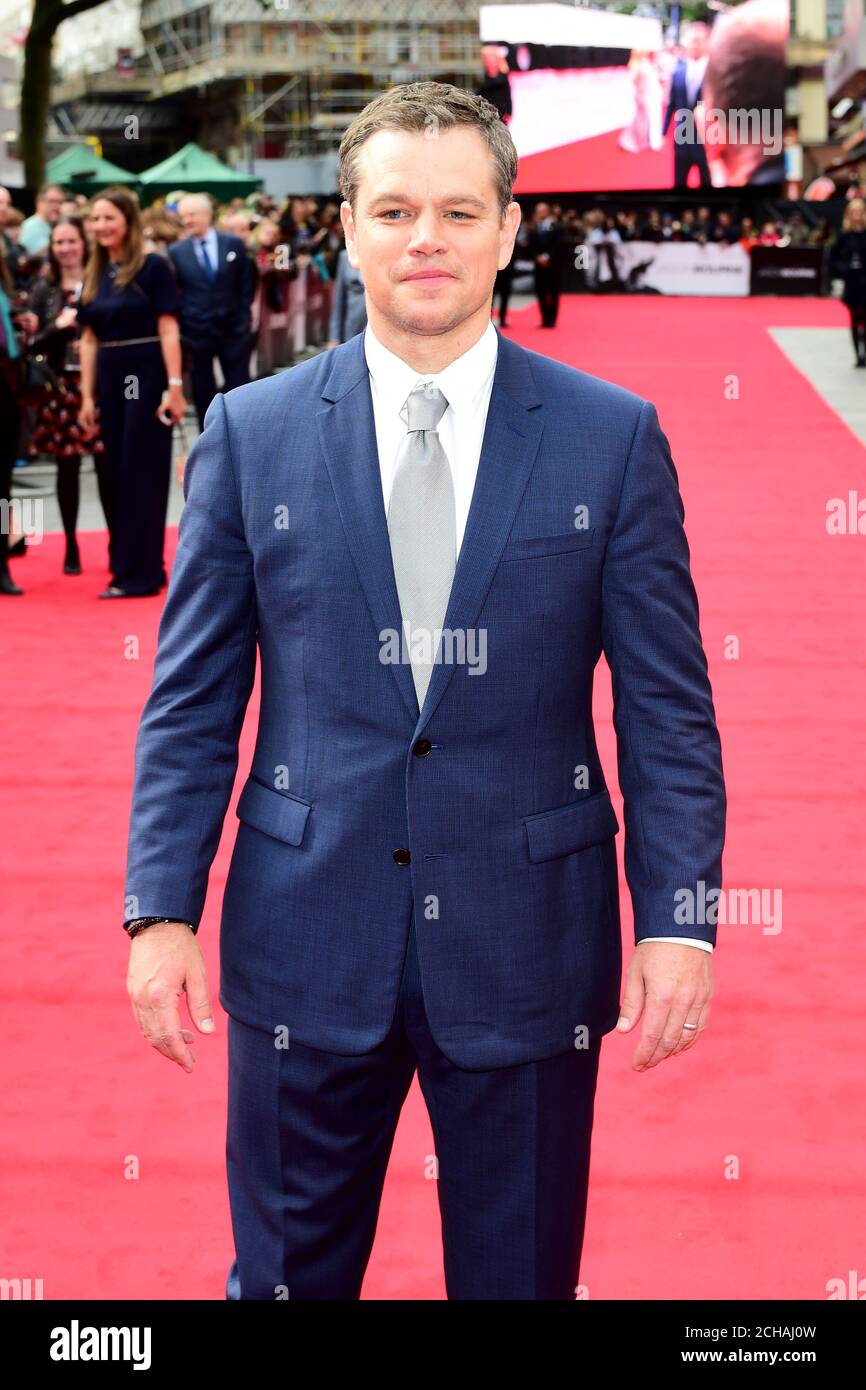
[498,201,522,272]
[341,201,361,271]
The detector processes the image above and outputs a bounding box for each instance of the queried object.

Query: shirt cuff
[640,935,713,953]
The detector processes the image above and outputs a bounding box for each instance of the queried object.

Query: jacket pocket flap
[503,527,597,561]
[236,777,312,846]
[523,788,619,862]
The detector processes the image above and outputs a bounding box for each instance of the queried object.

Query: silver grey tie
[387,382,456,709]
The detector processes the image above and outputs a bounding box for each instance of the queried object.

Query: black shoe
[856,357,866,368]
[8,537,26,557]
[99,585,160,598]
[64,560,82,575]
[1,569,23,595]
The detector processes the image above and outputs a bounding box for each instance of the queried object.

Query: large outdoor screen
[478,1,789,193]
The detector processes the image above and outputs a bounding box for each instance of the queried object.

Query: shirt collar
[364,317,498,421]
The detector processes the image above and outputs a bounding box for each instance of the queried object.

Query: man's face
[342,125,520,340]
[684,25,707,59]
[225,215,250,245]
[179,200,212,239]
[38,188,64,224]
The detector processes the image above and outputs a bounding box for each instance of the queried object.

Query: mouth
[402,270,455,282]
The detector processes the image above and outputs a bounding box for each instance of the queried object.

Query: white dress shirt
[364,316,498,555]
[685,55,708,109]
[362,318,712,955]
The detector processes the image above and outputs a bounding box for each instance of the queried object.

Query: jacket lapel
[316,329,544,732]
[316,334,419,725]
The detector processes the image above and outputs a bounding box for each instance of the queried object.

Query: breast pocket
[501,527,598,562]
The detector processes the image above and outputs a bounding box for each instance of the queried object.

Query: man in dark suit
[663,21,712,189]
[527,202,563,327]
[168,194,254,429]
[124,83,725,1300]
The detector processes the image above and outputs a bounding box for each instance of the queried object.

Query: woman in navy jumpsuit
[78,186,187,597]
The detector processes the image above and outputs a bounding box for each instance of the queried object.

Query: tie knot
[401,382,448,434]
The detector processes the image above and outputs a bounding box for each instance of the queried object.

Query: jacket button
[412,737,432,757]
[393,848,411,865]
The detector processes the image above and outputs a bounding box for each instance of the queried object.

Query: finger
[639,996,700,1069]
[647,993,708,1067]
[631,997,673,1070]
[183,962,215,1035]
[671,996,712,1056]
[617,971,646,1035]
[134,994,196,1071]
[669,1007,702,1056]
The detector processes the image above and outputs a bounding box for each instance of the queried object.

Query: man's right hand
[127,922,215,1073]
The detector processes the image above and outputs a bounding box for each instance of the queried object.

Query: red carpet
[514,126,678,195]
[2,295,864,1299]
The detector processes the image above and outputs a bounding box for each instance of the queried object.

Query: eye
[378,209,405,220]
[447,211,473,220]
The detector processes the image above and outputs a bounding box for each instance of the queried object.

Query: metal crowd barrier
[251,262,335,375]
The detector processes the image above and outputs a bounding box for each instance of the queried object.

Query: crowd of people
[520,202,836,257]
[578,205,834,249]
[0,182,350,597]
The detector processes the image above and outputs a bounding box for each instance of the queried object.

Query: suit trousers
[534,269,561,328]
[224,910,603,1300]
[185,331,251,431]
[673,140,711,189]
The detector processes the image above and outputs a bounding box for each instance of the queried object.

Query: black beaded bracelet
[124,916,196,939]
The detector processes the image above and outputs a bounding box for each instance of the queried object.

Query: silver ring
[682,1022,699,1031]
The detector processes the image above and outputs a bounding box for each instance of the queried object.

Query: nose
[407,212,448,256]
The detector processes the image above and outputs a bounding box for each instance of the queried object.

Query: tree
[20,0,111,190]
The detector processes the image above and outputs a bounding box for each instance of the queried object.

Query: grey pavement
[768,325,866,447]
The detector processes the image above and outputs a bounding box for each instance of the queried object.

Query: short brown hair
[339,81,517,220]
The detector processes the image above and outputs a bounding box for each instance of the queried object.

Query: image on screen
[478,1,789,193]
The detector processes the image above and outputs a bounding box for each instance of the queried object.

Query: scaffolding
[50,0,494,162]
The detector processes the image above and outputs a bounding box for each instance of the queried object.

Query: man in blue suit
[124,83,725,1300]
[168,193,253,428]
[663,21,712,189]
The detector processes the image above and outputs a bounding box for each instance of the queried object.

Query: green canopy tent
[45,144,139,193]
[138,142,262,205]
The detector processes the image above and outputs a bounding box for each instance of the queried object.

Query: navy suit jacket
[168,232,252,338]
[663,59,704,136]
[125,328,725,1069]
[327,249,367,343]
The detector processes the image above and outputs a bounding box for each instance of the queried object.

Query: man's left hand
[616,942,713,1071]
